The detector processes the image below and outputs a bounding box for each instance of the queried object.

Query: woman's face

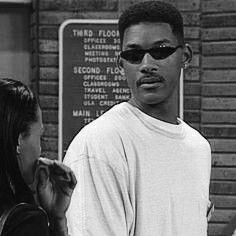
[17,106,44,185]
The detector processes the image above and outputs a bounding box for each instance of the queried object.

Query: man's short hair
[118,1,184,46]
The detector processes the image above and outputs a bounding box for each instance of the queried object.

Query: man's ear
[182,43,192,69]
[116,54,125,76]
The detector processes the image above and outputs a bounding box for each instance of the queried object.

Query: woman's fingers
[38,157,53,165]
[38,166,49,188]
[37,157,77,190]
[69,170,77,189]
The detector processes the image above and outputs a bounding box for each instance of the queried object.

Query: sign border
[58,19,119,161]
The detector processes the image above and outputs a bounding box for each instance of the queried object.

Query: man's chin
[140,96,166,106]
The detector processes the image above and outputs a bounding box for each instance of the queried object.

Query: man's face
[121,22,183,106]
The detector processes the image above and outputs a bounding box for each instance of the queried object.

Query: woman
[0,78,76,236]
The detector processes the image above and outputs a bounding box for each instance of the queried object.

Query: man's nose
[139,53,159,73]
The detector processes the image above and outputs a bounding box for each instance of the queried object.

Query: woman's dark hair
[0,78,39,205]
[118,1,184,46]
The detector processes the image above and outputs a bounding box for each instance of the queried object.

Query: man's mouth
[137,76,164,88]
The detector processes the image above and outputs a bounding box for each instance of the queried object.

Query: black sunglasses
[120,45,183,64]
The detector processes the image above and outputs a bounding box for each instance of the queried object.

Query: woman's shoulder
[2,203,50,236]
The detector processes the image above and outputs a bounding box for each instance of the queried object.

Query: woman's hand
[35,157,77,220]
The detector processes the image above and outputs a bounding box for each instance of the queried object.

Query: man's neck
[128,97,178,125]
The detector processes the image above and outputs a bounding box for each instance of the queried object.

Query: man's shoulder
[83,107,122,135]
[181,120,211,149]
[80,102,130,137]
[66,103,129,157]
[64,103,130,169]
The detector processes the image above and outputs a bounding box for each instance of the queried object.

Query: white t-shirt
[64,102,211,236]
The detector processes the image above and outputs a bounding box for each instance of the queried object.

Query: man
[64,1,212,235]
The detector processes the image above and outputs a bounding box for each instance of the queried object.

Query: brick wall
[201,1,236,235]
[30,0,39,93]
[32,0,236,235]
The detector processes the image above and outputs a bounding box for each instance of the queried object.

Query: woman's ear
[17,134,23,155]
[116,54,125,76]
[182,43,193,69]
